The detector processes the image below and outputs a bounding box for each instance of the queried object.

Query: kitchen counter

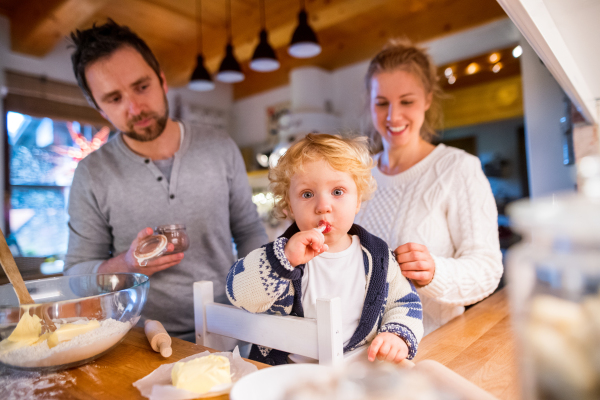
[0,327,268,400]
[414,287,520,399]
[1,288,518,399]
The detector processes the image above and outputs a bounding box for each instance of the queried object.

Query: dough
[0,312,42,353]
[171,354,232,394]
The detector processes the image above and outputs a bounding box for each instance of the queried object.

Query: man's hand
[367,332,409,364]
[394,242,435,287]
[284,227,329,267]
[98,227,184,276]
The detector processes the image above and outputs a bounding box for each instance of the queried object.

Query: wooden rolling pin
[144,319,172,357]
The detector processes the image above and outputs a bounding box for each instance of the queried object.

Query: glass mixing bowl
[0,273,149,372]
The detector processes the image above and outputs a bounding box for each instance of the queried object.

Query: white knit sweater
[356,144,503,335]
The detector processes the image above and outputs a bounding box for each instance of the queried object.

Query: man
[65,20,268,341]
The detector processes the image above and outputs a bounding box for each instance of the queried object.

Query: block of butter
[0,312,42,353]
[171,354,232,394]
[47,319,100,348]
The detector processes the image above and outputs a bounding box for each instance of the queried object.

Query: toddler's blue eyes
[333,189,343,196]
[302,192,313,199]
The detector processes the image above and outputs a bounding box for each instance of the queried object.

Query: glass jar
[155,224,190,254]
[506,157,600,400]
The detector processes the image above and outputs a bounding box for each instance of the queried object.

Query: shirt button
[144,159,150,164]
[170,194,175,199]
[157,177,163,182]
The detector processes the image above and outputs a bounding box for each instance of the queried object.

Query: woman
[355,39,503,335]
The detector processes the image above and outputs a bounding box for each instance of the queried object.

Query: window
[7,111,114,257]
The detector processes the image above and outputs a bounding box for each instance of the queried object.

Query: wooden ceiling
[0,0,508,99]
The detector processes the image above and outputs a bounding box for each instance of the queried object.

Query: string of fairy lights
[442,45,523,86]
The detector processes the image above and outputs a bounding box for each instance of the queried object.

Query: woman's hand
[394,242,435,287]
[367,332,409,363]
[284,227,329,267]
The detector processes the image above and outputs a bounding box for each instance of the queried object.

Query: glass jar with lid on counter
[507,156,600,400]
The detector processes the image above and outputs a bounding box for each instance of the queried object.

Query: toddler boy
[226,133,423,365]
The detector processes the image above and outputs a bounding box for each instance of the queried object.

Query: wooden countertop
[414,288,520,399]
[1,288,519,399]
[0,328,269,400]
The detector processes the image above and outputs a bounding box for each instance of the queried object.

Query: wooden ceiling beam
[9,0,110,56]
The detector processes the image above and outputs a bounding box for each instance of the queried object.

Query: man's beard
[122,97,169,142]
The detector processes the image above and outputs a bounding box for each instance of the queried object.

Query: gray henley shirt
[64,122,268,338]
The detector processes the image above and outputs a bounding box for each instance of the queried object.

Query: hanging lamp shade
[250,29,280,72]
[188,0,214,91]
[216,0,244,83]
[288,9,321,59]
[189,55,215,91]
[216,43,245,83]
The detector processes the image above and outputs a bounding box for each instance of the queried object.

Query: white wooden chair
[193,280,344,366]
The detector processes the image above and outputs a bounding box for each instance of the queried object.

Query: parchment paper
[133,346,258,400]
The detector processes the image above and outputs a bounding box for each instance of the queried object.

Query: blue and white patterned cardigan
[226,223,424,365]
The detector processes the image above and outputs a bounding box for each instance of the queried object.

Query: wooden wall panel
[442,75,523,129]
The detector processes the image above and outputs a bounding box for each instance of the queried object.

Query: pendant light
[216,0,244,83]
[288,0,321,59]
[250,0,279,72]
[189,0,214,91]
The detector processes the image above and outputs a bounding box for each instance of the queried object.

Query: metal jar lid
[155,224,186,231]
[134,235,168,266]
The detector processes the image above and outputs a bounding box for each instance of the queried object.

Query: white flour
[0,367,76,400]
[0,318,130,368]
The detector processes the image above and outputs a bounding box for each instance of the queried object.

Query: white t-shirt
[288,235,366,363]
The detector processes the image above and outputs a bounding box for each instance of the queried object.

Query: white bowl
[230,364,332,400]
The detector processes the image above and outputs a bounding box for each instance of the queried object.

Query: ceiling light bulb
[492,63,503,73]
[489,53,500,63]
[466,63,479,75]
[216,71,245,83]
[512,45,523,58]
[288,42,321,58]
[189,80,216,91]
[448,75,456,84]
[444,67,453,78]
[250,58,280,72]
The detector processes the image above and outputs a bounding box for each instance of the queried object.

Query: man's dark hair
[70,19,163,109]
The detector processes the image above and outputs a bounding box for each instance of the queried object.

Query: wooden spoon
[0,228,56,332]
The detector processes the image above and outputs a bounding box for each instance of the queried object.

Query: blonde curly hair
[269,133,376,220]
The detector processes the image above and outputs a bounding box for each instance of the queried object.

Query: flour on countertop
[0,366,76,400]
[0,318,130,365]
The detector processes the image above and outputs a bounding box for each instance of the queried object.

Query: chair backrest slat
[206,303,319,359]
[194,280,344,366]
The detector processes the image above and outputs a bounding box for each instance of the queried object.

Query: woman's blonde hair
[269,133,376,220]
[365,38,444,145]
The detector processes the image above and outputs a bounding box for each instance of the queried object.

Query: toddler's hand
[284,227,329,267]
[367,332,409,364]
